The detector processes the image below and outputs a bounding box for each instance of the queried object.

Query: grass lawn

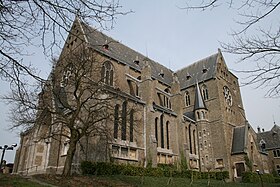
[100,175,280,187]
[1,174,280,187]
[0,174,45,187]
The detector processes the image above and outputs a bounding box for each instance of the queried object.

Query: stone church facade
[13,18,271,180]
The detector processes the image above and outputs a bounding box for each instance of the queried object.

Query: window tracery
[101,61,114,86]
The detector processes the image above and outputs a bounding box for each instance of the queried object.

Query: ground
[1,174,280,187]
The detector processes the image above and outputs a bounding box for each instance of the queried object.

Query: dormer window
[186,73,191,80]
[159,70,164,78]
[103,40,109,50]
[134,56,140,65]
[260,139,266,152]
[103,44,109,50]
[202,66,208,73]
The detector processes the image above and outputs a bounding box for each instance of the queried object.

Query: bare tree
[1,2,129,173]
[7,43,142,176]
[50,49,113,176]
[182,1,280,97]
[0,0,128,93]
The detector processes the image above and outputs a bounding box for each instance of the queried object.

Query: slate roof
[78,20,221,89]
[232,126,247,154]
[153,103,177,117]
[183,111,195,121]
[176,53,219,90]
[194,83,207,110]
[257,125,280,150]
[80,22,174,86]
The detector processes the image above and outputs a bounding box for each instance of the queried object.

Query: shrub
[242,172,275,183]
[158,164,176,177]
[274,177,280,183]
[144,167,164,177]
[80,160,230,180]
[242,172,259,183]
[80,161,94,175]
[216,171,229,180]
[262,173,275,183]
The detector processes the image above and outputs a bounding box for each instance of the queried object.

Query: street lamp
[0,144,17,172]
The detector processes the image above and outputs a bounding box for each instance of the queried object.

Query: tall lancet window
[129,109,134,142]
[166,121,170,149]
[101,61,114,86]
[202,85,209,100]
[155,117,158,146]
[121,101,127,140]
[114,104,120,139]
[185,91,191,106]
[160,114,164,148]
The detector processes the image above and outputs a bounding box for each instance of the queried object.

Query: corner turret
[194,82,207,121]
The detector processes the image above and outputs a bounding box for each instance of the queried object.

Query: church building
[13,18,271,180]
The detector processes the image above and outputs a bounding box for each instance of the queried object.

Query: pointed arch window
[193,130,196,154]
[189,124,192,154]
[160,114,164,148]
[158,93,171,109]
[101,61,114,86]
[166,121,170,149]
[128,80,139,97]
[129,109,134,142]
[114,104,120,139]
[185,91,191,106]
[202,85,209,100]
[201,111,205,119]
[121,101,127,140]
[155,118,159,146]
[196,111,200,120]
[185,127,188,144]
[61,63,74,87]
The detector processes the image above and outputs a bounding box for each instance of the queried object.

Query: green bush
[80,161,95,175]
[158,164,176,177]
[216,171,229,180]
[262,173,275,183]
[80,160,229,180]
[242,172,275,183]
[242,172,259,183]
[144,167,164,177]
[274,177,280,183]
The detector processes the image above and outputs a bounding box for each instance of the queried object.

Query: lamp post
[0,144,17,172]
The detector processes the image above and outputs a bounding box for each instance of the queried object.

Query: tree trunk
[62,131,79,176]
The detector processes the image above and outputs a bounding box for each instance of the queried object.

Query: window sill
[111,156,138,162]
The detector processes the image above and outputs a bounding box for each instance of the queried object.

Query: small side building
[257,124,280,175]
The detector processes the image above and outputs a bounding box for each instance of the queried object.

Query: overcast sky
[0,0,279,163]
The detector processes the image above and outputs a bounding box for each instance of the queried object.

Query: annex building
[13,18,272,180]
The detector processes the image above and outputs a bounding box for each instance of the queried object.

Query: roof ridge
[81,21,174,72]
[175,52,219,73]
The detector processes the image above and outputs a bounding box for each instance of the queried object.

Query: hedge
[80,161,229,180]
[242,172,275,183]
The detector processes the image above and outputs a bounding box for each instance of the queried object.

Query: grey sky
[0,0,279,163]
